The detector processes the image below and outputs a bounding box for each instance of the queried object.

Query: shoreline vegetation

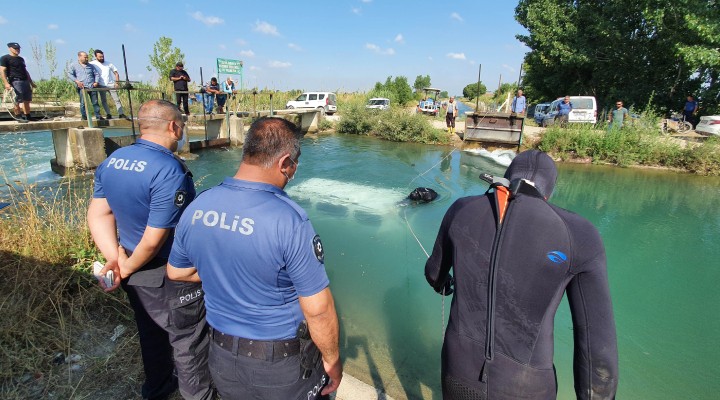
[1,91,719,398]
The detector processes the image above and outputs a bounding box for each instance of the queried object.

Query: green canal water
[2,131,719,399]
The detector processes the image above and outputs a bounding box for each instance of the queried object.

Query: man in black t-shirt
[169,62,191,115]
[1,42,36,123]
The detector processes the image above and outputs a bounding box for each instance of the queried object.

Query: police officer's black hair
[242,117,301,168]
[95,49,103,56]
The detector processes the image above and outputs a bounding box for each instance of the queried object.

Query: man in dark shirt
[0,42,36,123]
[169,62,191,115]
[683,95,698,128]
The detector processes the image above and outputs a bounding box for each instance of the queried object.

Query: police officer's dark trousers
[122,260,213,400]
[208,328,329,400]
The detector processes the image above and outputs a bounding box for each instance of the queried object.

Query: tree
[29,39,43,79]
[515,0,720,114]
[45,41,57,78]
[463,81,487,99]
[413,75,431,92]
[147,37,185,93]
[374,75,414,105]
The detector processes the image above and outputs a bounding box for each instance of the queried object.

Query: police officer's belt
[210,328,301,361]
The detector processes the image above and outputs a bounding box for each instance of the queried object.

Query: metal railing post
[83,88,94,128]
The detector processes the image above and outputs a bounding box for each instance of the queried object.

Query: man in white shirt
[91,50,127,119]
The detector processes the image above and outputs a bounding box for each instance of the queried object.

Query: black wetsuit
[425,150,618,400]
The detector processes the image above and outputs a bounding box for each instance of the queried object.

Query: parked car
[695,115,720,136]
[286,92,337,115]
[541,96,598,127]
[366,97,390,110]
[533,103,551,125]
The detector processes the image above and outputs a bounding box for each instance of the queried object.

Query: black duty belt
[210,328,301,361]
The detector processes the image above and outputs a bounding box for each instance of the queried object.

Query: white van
[286,92,337,115]
[366,98,390,110]
[541,96,597,126]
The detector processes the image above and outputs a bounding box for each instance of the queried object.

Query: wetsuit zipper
[485,199,514,361]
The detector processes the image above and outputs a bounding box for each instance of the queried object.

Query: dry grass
[0,177,150,399]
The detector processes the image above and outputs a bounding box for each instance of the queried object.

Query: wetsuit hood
[504,150,557,199]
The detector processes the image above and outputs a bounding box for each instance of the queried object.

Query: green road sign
[217,58,243,75]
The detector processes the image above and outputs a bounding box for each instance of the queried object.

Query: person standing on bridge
[170,62,191,115]
[1,42,36,123]
[167,117,343,400]
[425,150,618,399]
[87,99,215,400]
[68,51,103,121]
[90,49,127,120]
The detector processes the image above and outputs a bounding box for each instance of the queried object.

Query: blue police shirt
[169,177,330,340]
[93,139,195,259]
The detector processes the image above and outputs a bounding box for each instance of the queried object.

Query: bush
[337,103,450,144]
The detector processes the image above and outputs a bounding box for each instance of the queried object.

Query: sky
[0,0,529,96]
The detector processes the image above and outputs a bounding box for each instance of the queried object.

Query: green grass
[536,117,720,175]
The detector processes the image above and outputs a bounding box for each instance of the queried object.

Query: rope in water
[403,148,456,339]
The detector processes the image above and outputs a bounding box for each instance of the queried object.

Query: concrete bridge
[0,109,325,176]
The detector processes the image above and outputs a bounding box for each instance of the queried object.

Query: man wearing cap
[425,150,618,399]
[68,51,103,121]
[1,42,36,123]
[169,62,191,115]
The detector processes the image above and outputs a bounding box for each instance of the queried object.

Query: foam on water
[463,148,516,167]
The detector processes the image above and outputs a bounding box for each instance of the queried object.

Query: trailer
[464,111,524,149]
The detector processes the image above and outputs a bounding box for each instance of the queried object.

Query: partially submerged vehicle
[418,88,441,116]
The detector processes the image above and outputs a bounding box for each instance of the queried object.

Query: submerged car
[366,98,390,110]
[695,115,720,136]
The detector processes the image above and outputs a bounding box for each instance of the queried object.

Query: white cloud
[239,50,255,58]
[450,12,463,22]
[124,23,137,32]
[365,43,395,55]
[249,66,261,71]
[253,20,280,36]
[236,38,247,46]
[352,7,361,15]
[219,44,226,50]
[502,64,517,73]
[190,11,224,27]
[0,15,7,24]
[288,43,302,51]
[447,52,466,60]
[55,39,66,45]
[48,24,59,30]
[268,60,291,68]
[394,34,404,44]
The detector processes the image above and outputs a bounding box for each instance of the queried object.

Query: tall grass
[0,176,140,399]
[537,117,720,175]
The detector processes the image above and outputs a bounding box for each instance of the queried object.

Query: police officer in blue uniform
[167,117,343,400]
[87,99,214,400]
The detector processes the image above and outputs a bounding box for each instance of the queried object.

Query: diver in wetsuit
[425,150,618,400]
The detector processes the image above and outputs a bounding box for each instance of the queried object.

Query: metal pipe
[122,44,136,139]
[200,67,208,141]
[83,88,94,128]
[475,64,482,112]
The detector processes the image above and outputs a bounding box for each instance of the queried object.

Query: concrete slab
[332,374,396,400]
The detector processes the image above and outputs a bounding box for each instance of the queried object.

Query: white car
[366,98,390,110]
[286,92,337,115]
[695,115,720,136]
